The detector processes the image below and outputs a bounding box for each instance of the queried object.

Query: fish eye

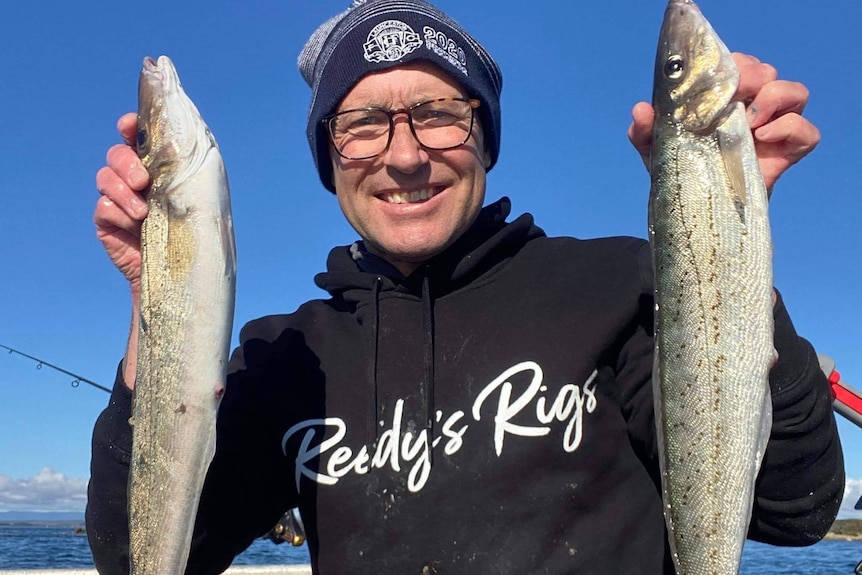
[664,55,685,79]
[136,129,148,151]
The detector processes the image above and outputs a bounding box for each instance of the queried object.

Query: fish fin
[218,213,237,278]
[717,125,748,224]
[755,378,774,473]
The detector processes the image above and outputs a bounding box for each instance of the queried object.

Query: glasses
[323,97,481,160]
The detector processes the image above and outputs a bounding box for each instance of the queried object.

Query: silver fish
[649,1,774,573]
[129,55,236,575]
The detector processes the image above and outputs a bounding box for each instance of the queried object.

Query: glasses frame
[323,97,481,160]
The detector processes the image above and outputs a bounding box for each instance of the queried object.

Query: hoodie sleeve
[86,363,134,575]
[747,291,845,545]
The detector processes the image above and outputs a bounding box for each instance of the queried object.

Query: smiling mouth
[378,188,440,204]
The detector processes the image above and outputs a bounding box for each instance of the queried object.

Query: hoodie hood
[314,197,545,300]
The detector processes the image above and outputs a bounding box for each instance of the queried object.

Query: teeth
[381,188,437,204]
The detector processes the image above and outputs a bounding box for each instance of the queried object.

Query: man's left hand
[627,52,820,193]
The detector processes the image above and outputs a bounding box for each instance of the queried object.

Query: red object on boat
[819,355,862,428]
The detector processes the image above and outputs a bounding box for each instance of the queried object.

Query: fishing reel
[264,508,306,547]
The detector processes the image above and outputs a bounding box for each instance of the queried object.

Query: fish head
[652,0,738,133]
[136,55,218,195]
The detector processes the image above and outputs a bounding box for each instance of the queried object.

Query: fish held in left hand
[129,55,237,575]
[649,1,775,573]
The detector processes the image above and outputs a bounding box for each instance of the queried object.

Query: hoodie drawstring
[370,276,382,441]
[421,274,436,466]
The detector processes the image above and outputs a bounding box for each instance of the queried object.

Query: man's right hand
[95,113,149,391]
[94,112,150,295]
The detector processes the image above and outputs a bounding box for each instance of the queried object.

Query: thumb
[628,101,654,168]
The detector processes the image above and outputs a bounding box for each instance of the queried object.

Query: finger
[94,196,143,237]
[746,80,810,130]
[96,165,148,220]
[754,112,821,149]
[732,53,778,103]
[627,101,654,166]
[732,53,761,66]
[106,143,150,190]
[118,112,139,147]
[93,196,143,277]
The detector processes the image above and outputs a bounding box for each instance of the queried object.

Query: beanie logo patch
[363,20,422,63]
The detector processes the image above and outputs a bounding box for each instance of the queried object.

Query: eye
[413,107,456,125]
[336,110,388,136]
[136,128,148,151]
[351,111,387,128]
[664,55,685,79]
[412,100,468,127]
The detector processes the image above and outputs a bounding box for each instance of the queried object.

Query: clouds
[839,476,862,519]
[1,466,860,523]
[0,468,87,512]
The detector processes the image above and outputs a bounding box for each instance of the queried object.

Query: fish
[129,55,237,575]
[648,1,775,573]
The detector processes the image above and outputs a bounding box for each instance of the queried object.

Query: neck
[373,251,425,278]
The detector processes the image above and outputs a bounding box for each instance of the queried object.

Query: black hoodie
[86,198,844,575]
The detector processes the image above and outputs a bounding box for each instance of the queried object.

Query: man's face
[330,61,490,276]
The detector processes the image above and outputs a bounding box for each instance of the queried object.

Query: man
[86,1,844,573]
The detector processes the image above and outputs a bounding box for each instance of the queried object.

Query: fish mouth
[375,187,441,205]
[142,55,182,91]
[143,55,171,72]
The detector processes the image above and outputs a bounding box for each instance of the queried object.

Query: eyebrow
[338,94,468,112]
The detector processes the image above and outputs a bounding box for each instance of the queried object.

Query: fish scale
[649,1,774,574]
[129,55,236,575]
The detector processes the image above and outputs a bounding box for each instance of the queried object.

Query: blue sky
[1,0,859,520]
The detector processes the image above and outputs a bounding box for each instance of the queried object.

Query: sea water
[0,523,309,570]
[0,522,859,573]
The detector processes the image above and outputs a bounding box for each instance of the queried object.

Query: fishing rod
[2,344,859,429]
[1,344,858,418]
[0,343,111,393]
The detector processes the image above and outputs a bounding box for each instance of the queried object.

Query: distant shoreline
[0,520,84,525]
[0,511,84,523]
[823,533,862,541]
[824,519,862,541]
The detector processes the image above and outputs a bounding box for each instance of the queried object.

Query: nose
[382,114,429,174]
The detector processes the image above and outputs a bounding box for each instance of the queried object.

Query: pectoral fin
[718,125,748,224]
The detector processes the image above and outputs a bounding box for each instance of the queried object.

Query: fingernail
[129,167,150,189]
[130,196,147,217]
[746,104,760,125]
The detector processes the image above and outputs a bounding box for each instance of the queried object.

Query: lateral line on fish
[668,141,711,350]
